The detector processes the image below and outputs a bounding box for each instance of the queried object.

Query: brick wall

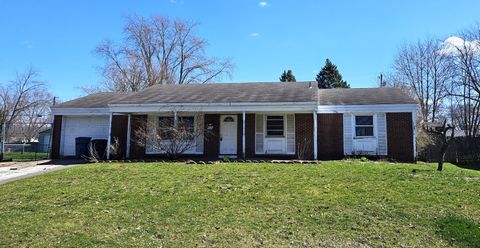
[317,113,344,160]
[387,112,414,162]
[130,115,147,158]
[110,115,128,159]
[295,114,314,160]
[237,114,243,158]
[204,114,220,158]
[245,114,256,158]
[50,115,62,159]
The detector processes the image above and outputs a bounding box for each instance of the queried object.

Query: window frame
[158,116,175,140]
[265,115,285,137]
[178,116,195,135]
[158,115,195,140]
[354,115,375,138]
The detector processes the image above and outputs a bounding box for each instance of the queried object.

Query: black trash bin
[90,139,107,160]
[75,137,92,159]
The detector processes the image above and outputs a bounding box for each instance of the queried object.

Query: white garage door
[61,116,110,156]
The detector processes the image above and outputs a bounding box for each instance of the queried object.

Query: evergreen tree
[315,59,350,88]
[279,70,296,82]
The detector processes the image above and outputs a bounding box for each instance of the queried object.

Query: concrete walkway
[0,160,85,185]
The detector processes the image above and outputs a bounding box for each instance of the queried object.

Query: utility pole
[0,122,4,161]
[378,74,385,87]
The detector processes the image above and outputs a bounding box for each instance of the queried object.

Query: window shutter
[255,114,264,153]
[286,114,295,153]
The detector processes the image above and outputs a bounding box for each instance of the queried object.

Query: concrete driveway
[0,160,85,185]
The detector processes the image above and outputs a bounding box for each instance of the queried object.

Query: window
[178,116,194,134]
[158,116,195,140]
[355,115,374,137]
[223,116,234,122]
[266,115,284,136]
[158,117,174,139]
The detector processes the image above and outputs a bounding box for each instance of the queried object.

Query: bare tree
[0,67,51,142]
[93,15,233,92]
[442,28,480,137]
[390,37,453,124]
[425,120,455,171]
[133,112,206,159]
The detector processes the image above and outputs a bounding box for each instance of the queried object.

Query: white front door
[220,115,237,155]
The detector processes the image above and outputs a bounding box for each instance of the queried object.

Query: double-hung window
[266,115,284,137]
[158,117,174,140]
[178,116,194,135]
[158,116,195,140]
[355,115,374,137]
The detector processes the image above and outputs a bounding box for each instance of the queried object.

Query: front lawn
[0,161,479,247]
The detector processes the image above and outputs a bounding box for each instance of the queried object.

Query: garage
[60,116,110,156]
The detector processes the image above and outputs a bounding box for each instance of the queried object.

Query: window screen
[266,116,284,136]
[355,115,374,137]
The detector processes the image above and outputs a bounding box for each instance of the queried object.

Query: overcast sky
[1,0,479,101]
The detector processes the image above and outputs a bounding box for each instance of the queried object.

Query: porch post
[106,112,113,160]
[242,111,246,158]
[412,111,417,161]
[173,111,178,127]
[126,114,131,158]
[313,111,318,160]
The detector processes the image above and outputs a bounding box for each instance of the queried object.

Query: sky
[1,0,480,102]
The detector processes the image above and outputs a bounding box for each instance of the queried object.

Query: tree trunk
[437,139,449,171]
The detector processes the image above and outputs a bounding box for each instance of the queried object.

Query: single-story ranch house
[50,82,417,161]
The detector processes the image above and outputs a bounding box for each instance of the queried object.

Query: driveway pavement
[0,160,85,185]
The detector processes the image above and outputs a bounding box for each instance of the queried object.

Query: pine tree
[315,59,350,88]
[279,70,296,82]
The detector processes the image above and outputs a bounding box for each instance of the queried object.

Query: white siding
[344,113,388,156]
[376,113,387,155]
[343,113,353,155]
[60,115,109,156]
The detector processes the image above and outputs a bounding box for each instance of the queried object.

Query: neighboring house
[38,128,52,153]
[50,82,417,161]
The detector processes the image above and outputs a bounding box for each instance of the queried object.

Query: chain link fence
[2,143,50,162]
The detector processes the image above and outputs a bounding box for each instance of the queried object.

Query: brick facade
[387,112,414,162]
[129,115,147,158]
[50,115,62,159]
[204,114,220,158]
[245,114,256,158]
[295,114,314,160]
[115,112,414,162]
[237,114,243,158]
[110,115,128,159]
[317,113,344,160]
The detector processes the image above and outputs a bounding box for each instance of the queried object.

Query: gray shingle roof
[53,92,130,108]
[318,88,416,105]
[111,82,318,104]
[52,82,416,108]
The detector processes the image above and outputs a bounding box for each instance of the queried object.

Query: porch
[107,111,320,160]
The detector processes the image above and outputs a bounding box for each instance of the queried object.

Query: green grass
[3,151,49,162]
[0,161,479,247]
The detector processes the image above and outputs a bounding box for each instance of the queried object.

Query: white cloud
[169,0,184,4]
[249,32,260,37]
[259,1,268,7]
[22,40,35,49]
[439,36,480,56]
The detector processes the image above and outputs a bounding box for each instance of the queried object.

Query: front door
[220,115,237,155]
